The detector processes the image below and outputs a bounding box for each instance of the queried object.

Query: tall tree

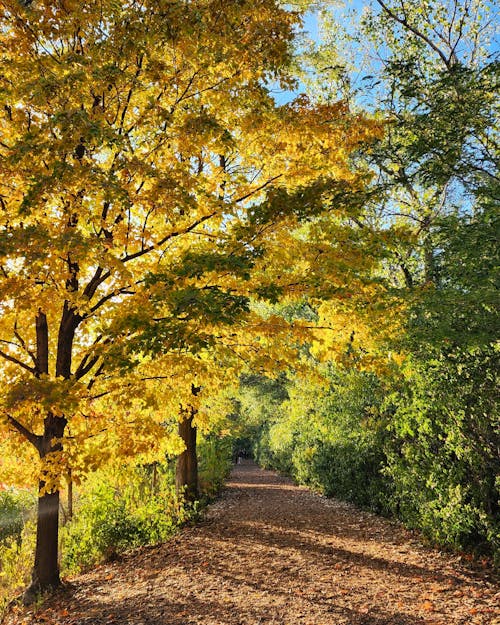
[288,0,499,555]
[0,0,379,596]
[300,0,497,284]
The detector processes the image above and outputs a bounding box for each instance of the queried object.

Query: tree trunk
[23,484,61,603]
[28,487,61,595]
[22,293,79,603]
[67,471,73,521]
[151,462,158,495]
[176,412,199,502]
[24,412,66,602]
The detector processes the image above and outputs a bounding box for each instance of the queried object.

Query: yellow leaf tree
[0,0,380,597]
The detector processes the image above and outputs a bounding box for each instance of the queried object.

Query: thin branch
[4,413,41,449]
[0,339,22,349]
[374,0,452,68]
[74,336,109,380]
[232,174,284,205]
[88,390,112,400]
[0,349,36,374]
[65,426,108,440]
[87,362,105,392]
[121,211,218,263]
[88,288,135,314]
[118,54,144,135]
[75,354,101,380]
[13,327,38,367]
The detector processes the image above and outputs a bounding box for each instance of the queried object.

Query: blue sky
[272,0,499,105]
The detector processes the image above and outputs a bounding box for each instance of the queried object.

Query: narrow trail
[7,461,499,625]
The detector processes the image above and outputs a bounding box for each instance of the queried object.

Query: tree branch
[232,174,284,204]
[88,288,135,314]
[82,267,112,300]
[121,211,218,263]
[74,335,113,380]
[75,354,102,380]
[4,413,41,450]
[0,349,36,375]
[13,327,38,368]
[374,0,452,68]
[87,362,106,392]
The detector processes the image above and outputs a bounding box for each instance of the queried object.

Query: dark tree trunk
[67,471,73,521]
[176,412,199,502]
[24,306,77,602]
[35,310,49,376]
[24,412,67,602]
[151,462,158,495]
[31,488,61,591]
[56,302,80,379]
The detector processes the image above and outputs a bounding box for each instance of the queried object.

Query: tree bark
[176,411,199,502]
[151,462,158,495]
[30,488,61,592]
[24,412,67,602]
[35,310,49,376]
[24,304,77,601]
[67,471,73,521]
[56,302,80,379]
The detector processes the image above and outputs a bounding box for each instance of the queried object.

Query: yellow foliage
[0,0,382,490]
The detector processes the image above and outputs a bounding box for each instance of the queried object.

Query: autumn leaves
[0,0,383,592]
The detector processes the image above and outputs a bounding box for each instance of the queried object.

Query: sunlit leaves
[0,0,381,495]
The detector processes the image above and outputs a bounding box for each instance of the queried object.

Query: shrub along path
[5,461,499,625]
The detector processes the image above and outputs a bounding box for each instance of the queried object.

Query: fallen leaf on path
[3,463,499,625]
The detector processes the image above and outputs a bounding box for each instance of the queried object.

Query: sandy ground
[4,461,499,625]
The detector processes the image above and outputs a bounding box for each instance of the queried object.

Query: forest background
[0,0,498,608]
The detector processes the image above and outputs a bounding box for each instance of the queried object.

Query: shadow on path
[7,461,499,625]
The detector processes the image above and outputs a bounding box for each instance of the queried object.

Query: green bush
[253,425,277,470]
[61,466,186,573]
[294,438,390,513]
[385,348,499,560]
[0,490,35,613]
[0,520,36,614]
[0,489,35,543]
[249,368,391,512]
[198,435,233,498]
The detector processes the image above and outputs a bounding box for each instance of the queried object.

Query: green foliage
[387,195,500,559]
[237,367,392,512]
[0,489,35,543]
[0,520,36,614]
[198,435,233,499]
[305,369,388,509]
[236,372,290,470]
[292,437,389,511]
[0,491,36,611]
[61,465,186,573]
[386,347,499,559]
[407,205,500,350]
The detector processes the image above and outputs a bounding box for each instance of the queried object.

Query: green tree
[303,0,498,287]
[289,0,500,557]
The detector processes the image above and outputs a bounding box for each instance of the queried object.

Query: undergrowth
[0,435,233,612]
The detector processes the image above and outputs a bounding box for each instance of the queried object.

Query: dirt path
[6,461,499,625]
